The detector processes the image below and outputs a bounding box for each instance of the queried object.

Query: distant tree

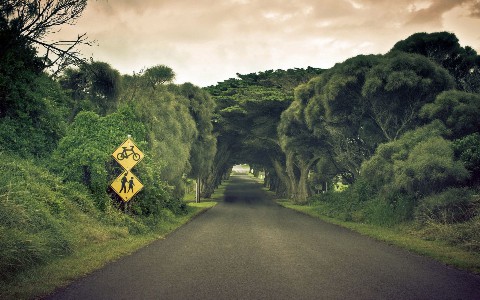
[205,68,322,197]
[236,67,323,93]
[144,65,175,89]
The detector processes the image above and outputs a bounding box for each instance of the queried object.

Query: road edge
[276,199,480,276]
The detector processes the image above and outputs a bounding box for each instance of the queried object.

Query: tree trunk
[272,158,291,198]
[296,159,316,204]
[195,176,201,203]
[285,152,299,201]
[202,144,231,198]
[285,154,319,204]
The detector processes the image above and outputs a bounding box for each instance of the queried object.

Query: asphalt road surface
[45,175,480,300]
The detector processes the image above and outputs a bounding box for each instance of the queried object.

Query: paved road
[45,175,480,299]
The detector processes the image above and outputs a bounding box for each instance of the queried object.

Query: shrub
[415,215,480,252]
[0,227,50,280]
[310,189,362,222]
[51,108,146,209]
[393,136,469,196]
[415,188,476,224]
[453,133,480,183]
[360,122,468,200]
[362,190,416,226]
[0,154,163,280]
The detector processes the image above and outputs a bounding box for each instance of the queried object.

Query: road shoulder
[277,200,480,275]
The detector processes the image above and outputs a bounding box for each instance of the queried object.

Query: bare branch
[2,0,90,73]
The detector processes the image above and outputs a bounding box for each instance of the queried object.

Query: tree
[174,83,216,201]
[278,82,332,202]
[59,61,121,120]
[0,29,69,157]
[420,90,480,185]
[362,52,454,141]
[276,52,455,203]
[304,55,381,182]
[0,1,92,157]
[207,83,290,196]
[392,32,480,93]
[144,65,175,89]
[120,73,198,200]
[0,0,90,73]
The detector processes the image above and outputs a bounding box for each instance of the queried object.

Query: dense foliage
[206,32,480,251]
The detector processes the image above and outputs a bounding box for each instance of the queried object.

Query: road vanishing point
[45,174,480,299]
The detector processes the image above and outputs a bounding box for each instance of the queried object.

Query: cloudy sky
[55,0,480,87]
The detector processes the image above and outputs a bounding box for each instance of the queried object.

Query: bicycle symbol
[116,146,141,161]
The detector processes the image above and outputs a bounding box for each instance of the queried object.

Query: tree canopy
[1,16,479,230]
[391,31,480,93]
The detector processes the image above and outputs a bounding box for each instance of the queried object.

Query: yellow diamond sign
[112,138,144,171]
[111,171,144,202]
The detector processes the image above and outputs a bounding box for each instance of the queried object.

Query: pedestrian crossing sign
[110,171,144,202]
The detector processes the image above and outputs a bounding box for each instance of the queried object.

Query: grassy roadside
[183,179,229,204]
[277,200,480,275]
[0,200,219,300]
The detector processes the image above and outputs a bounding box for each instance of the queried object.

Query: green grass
[183,178,229,203]
[278,201,480,275]
[0,202,216,300]
[189,201,218,208]
[179,175,230,205]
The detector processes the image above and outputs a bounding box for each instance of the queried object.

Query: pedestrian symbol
[111,171,144,202]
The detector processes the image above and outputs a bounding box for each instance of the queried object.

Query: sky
[53,0,480,87]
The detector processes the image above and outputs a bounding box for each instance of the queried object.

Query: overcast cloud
[53,0,480,86]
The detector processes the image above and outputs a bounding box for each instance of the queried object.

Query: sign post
[110,137,144,204]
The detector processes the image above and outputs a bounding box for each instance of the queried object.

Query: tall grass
[0,153,156,282]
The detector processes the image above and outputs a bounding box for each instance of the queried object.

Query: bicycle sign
[116,145,141,161]
[112,138,144,171]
